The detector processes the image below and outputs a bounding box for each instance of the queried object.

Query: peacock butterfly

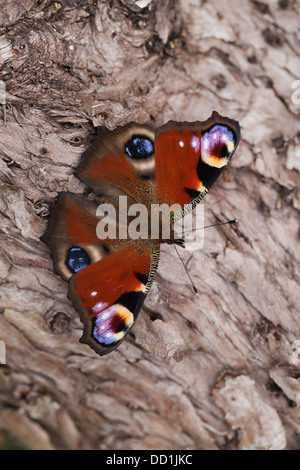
[42,112,240,356]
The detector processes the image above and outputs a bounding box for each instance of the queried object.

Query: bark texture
[0,0,300,450]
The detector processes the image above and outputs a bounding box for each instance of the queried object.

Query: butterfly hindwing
[41,192,104,281]
[76,123,156,207]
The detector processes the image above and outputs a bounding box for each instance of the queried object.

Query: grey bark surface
[0,0,299,450]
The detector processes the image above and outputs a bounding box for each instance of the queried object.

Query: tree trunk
[0,0,299,450]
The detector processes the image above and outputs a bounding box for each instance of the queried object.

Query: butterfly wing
[76,123,157,207]
[41,192,105,281]
[154,111,240,220]
[42,192,160,355]
[70,243,159,355]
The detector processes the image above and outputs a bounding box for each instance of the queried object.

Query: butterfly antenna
[173,245,198,295]
[181,218,237,235]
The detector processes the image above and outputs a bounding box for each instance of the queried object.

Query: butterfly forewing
[154,111,240,220]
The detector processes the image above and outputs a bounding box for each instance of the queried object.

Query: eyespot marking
[92,304,134,346]
[125,135,154,160]
[201,125,236,168]
[66,247,90,273]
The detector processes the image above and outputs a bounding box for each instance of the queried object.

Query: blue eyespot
[66,247,90,273]
[125,135,154,160]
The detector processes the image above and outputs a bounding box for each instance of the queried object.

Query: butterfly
[42,112,240,356]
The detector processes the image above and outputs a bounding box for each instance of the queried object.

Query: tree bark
[0,0,299,450]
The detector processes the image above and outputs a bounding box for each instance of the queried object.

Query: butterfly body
[42,112,240,355]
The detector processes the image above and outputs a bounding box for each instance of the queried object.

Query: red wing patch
[68,244,153,355]
[155,128,202,206]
